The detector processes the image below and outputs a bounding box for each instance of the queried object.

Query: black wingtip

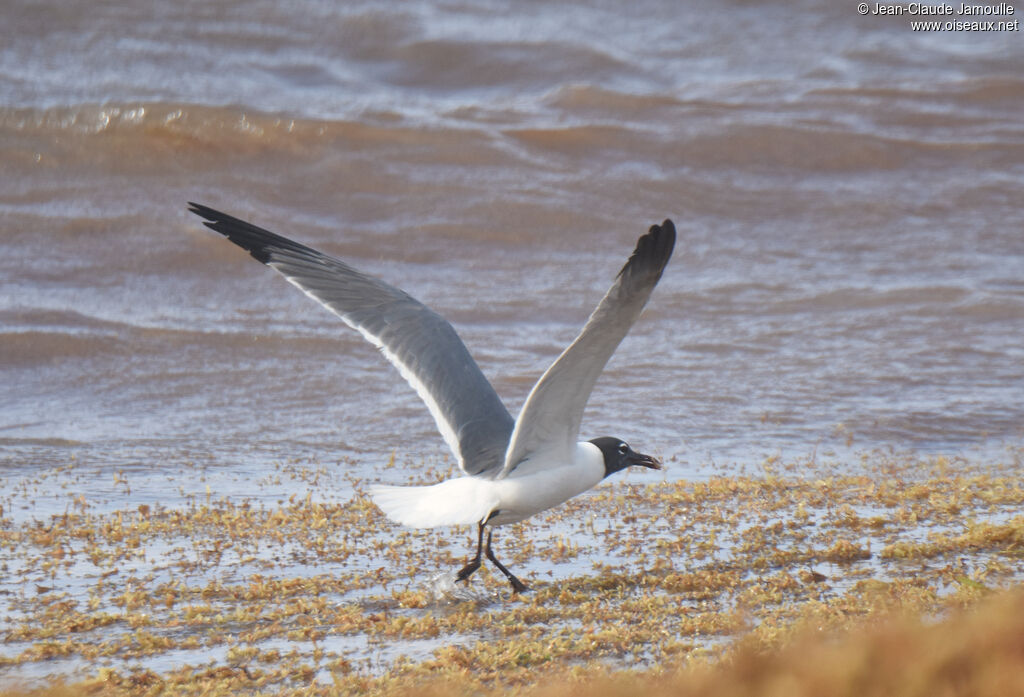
[187,201,226,226]
[652,218,675,236]
[620,217,676,281]
[648,218,675,243]
[188,202,314,265]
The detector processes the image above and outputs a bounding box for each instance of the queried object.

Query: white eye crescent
[618,442,629,455]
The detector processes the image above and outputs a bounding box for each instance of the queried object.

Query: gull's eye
[618,442,629,455]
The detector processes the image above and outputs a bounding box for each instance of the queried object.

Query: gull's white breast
[486,441,605,525]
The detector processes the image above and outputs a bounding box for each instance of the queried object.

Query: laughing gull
[189,203,674,593]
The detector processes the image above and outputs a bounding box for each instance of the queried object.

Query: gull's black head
[589,436,662,478]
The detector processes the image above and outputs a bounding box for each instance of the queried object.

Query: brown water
[3,0,1024,516]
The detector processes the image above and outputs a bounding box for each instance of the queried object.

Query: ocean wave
[382,38,632,90]
[0,310,370,366]
[3,89,1020,180]
[763,285,973,314]
[0,330,127,365]
[0,102,473,155]
[810,76,1024,110]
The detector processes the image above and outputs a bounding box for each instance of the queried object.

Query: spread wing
[501,220,675,478]
[189,203,514,476]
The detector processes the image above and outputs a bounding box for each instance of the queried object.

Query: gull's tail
[369,477,498,528]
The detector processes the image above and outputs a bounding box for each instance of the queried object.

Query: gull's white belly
[486,442,605,525]
[369,442,607,529]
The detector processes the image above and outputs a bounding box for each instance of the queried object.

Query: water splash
[427,571,491,604]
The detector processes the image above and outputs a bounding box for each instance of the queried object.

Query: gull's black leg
[484,529,529,594]
[456,521,485,583]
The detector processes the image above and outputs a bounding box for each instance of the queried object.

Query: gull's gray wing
[188,203,514,476]
[501,220,675,478]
